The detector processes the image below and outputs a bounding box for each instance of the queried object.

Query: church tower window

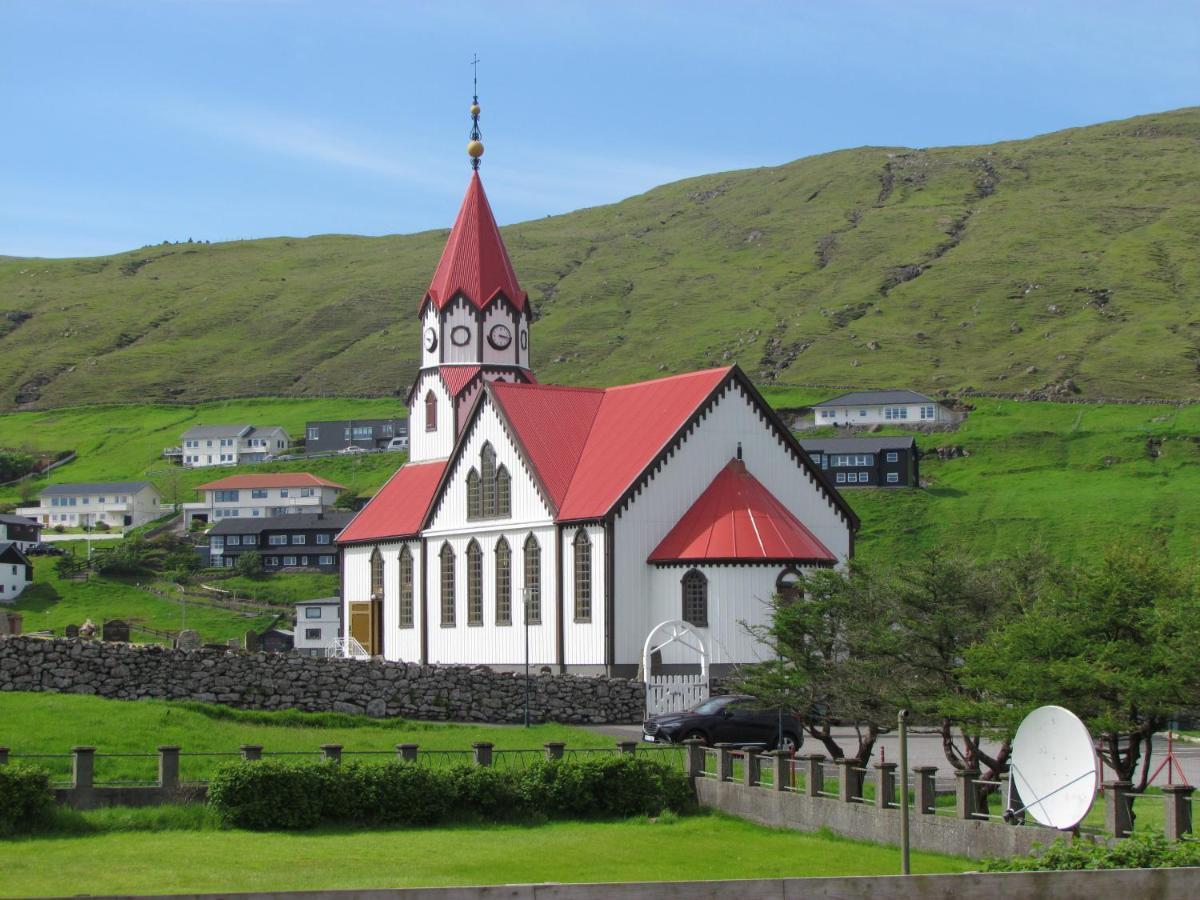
[440,543,456,626]
[466,469,481,519]
[398,546,414,628]
[681,569,708,627]
[466,540,483,625]
[573,529,592,622]
[523,534,541,624]
[495,537,511,626]
[425,391,438,432]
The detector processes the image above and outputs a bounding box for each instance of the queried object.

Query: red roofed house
[183,473,347,525]
[337,141,857,675]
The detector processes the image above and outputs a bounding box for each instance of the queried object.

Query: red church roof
[424,173,527,313]
[439,365,482,398]
[648,459,837,565]
[337,459,447,544]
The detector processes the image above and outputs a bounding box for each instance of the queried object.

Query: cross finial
[467,54,483,171]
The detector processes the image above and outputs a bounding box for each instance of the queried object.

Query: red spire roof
[648,459,837,565]
[424,172,527,312]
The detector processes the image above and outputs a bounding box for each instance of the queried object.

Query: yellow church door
[348,600,381,656]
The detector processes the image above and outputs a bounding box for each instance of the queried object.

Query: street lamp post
[522,587,531,728]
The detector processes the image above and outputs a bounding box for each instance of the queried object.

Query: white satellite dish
[1006,705,1098,830]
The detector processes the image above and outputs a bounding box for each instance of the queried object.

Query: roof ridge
[600,366,734,393]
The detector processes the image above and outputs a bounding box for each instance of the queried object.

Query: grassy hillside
[2,108,1200,408]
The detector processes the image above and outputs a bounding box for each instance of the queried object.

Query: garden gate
[642,619,710,717]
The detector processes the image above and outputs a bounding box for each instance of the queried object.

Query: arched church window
[425,391,438,432]
[398,546,414,628]
[369,548,384,600]
[495,537,512,626]
[523,534,541,624]
[440,543,456,626]
[776,568,804,603]
[681,569,708,627]
[481,443,497,516]
[466,468,481,519]
[573,529,592,622]
[496,466,511,517]
[466,540,483,625]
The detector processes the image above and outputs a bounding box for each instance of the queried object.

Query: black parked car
[642,694,804,752]
[27,542,65,556]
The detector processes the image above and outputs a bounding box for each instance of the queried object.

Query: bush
[92,520,111,532]
[0,765,55,837]
[984,834,1200,871]
[207,756,692,831]
[233,551,264,579]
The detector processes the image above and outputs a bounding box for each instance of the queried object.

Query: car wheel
[682,729,708,745]
[775,731,801,753]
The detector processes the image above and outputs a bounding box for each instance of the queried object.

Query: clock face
[423,328,438,352]
[488,323,512,350]
[450,325,471,347]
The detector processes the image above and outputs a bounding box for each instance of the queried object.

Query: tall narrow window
[776,568,803,603]
[681,569,708,627]
[440,543,455,626]
[523,534,541,624]
[496,466,511,517]
[467,540,483,625]
[425,391,438,432]
[466,468,481,519]
[369,548,384,600]
[573,529,592,622]
[398,546,414,628]
[495,537,512,626]
[481,443,497,516]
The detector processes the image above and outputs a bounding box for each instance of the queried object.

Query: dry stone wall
[0,636,645,724]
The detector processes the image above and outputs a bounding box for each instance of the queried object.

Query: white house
[294,598,341,657]
[0,542,32,602]
[17,482,162,530]
[180,425,290,468]
[810,390,954,427]
[182,473,346,525]
[337,164,858,675]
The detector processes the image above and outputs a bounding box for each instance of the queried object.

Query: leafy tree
[233,551,264,579]
[91,539,164,576]
[961,543,1200,790]
[0,450,34,484]
[333,491,360,511]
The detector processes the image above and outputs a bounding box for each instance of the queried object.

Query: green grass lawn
[0,812,969,897]
[202,572,339,603]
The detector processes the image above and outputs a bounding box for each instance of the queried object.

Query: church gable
[424,392,553,532]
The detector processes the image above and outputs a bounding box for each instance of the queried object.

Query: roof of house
[648,459,837,566]
[336,460,448,543]
[306,418,408,430]
[209,512,355,536]
[295,597,341,607]
[0,541,31,565]
[195,473,346,491]
[0,514,41,528]
[798,436,917,454]
[39,481,155,496]
[423,172,527,313]
[182,424,254,439]
[812,390,935,408]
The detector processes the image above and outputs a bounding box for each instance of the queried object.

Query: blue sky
[2,1,1197,258]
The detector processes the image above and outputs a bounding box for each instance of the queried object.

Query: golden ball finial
[470,103,481,116]
[467,139,484,159]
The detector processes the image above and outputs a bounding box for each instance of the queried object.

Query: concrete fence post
[714,743,735,782]
[320,744,343,763]
[472,742,494,767]
[770,750,792,792]
[799,753,825,797]
[1103,781,1134,838]
[874,761,898,809]
[617,741,638,755]
[913,766,938,814]
[744,751,761,787]
[397,743,419,762]
[0,747,8,766]
[955,768,980,820]
[684,739,706,779]
[157,746,181,791]
[240,744,263,761]
[72,747,96,791]
[836,758,862,803]
[543,742,565,761]
[1163,785,1195,841]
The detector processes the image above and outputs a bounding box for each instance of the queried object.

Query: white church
[337,106,857,676]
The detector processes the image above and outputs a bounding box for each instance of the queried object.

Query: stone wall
[0,636,645,723]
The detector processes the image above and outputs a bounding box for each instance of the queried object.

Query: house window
[269,535,287,545]
[211,536,224,549]
[859,409,867,417]
[227,535,240,546]
[920,405,936,420]
[523,534,541,624]
[291,534,306,544]
[370,548,384,600]
[440,543,456,626]
[495,537,511,626]
[681,569,708,627]
[305,628,321,641]
[251,489,267,499]
[777,568,804,602]
[214,490,239,502]
[316,534,331,544]
[887,472,899,484]
[466,468,481,519]
[847,473,858,484]
[283,556,297,566]
[398,546,414,629]
[305,607,322,619]
[280,489,289,498]
[301,488,315,498]
[886,452,899,462]
[885,406,909,420]
[859,471,870,482]
[836,472,846,483]
[467,540,483,625]
[426,391,438,431]
[573,529,592,622]
[241,535,256,547]
[820,409,835,419]
[318,554,335,566]
[307,427,319,441]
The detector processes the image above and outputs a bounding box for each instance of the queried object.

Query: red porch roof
[648,459,837,565]
[336,460,447,544]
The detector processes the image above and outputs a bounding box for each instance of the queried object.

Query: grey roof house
[177,424,289,468]
[799,436,920,488]
[810,390,955,427]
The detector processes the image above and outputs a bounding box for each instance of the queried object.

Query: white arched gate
[642,619,710,717]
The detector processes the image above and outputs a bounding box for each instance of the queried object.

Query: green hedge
[984,834,1200,871]
[208,756,693,830]
[0,765,55,837]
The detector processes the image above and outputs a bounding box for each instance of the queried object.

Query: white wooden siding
[814,402,947,426]
[482,304,520,367]
[441,298,478,365]
[613,380,851,666]
[421,306,439,369]
[562,523,606,666]
[408,372,454,462]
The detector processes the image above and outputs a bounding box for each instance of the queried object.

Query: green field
[201,572,339,604]
[2,107,1199,409]
[0,813,968,897]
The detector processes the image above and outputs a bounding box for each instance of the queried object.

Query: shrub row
[207,755,693,830]
[984,834,1200,871]
[0,765,55,837]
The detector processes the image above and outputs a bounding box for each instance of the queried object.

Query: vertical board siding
[421,305,439,369]
[408,373,455,462]
[562,523,606,666]
[442,298,478,364]
[481,304,521,367]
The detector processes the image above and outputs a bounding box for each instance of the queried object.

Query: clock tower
[407,94,535,463]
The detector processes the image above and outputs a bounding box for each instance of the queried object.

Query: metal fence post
[913,766,938,814]
[543,742,566,760]
[240,744,263,761]
[472,742,494,767]
[396,743,419,762]
[157,745,180,791]
[1163,785,1195,841]
[799,753,825,797]
[320,744,343,763]
[955,768,980,819]
[1104,781,1134,838]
